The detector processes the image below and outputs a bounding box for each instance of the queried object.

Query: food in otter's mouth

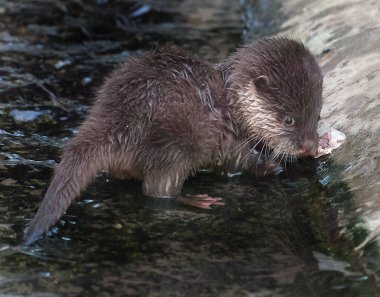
[316,128,346,158]
[24,37,324,244]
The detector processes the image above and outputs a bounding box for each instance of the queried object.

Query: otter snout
[297,139,318,157]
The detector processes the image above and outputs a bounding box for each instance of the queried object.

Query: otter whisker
[230,134,256,153]
[264,148,280,175]
[242,147,255,167]
[274,149,284,168]
[241,135,266,167]
[255,141,268,173]
[264,143,271,161]
[267,144,283,164]
[250,136,265,151]
[266,150,276,165]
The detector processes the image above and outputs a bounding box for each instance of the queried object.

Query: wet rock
[279,0,380,276]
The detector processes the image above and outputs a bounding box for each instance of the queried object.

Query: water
[0,0,379,296]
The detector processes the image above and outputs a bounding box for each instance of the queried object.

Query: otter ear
[253,75,270,93]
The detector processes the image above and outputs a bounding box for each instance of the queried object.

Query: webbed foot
[179,194,224,209]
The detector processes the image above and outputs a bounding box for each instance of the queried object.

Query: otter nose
[298,139,317,157]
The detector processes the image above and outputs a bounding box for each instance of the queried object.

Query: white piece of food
[316,128,346,158]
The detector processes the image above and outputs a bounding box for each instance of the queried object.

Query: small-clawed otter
[24,37,323,244]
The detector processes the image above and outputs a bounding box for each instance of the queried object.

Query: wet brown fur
[24,37,323,244]
[218,37,323,157]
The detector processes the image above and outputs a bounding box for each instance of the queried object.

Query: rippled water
[0,0,379,296]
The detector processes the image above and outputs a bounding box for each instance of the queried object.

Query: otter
[24,37,323,244]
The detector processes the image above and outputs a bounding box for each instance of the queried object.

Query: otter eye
[284,116,295,126]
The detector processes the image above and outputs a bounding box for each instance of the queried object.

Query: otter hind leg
[142,166,224,209]
[179,194,224,210]
[142,167,188,198]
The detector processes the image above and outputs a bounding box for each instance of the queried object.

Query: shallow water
[0,0,379,296]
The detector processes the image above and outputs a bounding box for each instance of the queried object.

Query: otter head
[226,37,323,159]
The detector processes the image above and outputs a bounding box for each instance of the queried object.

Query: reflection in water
[0,0,378,296]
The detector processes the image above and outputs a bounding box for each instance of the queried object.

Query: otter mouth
[297,149,318,157]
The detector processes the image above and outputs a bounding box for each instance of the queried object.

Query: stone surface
[279,0,380,249]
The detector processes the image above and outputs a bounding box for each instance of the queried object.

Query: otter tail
[24,140,107,245]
